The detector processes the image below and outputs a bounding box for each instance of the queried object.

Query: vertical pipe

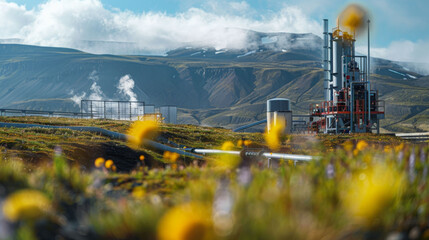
[323,19,330,134]
[368,19,371,78]
[323,19,330,102]
[329,33,333,101]
[350,84,354,133]
[367,19,371,132]
[104,101,106,119]
[377,119,380,134]
[90,101,93,119]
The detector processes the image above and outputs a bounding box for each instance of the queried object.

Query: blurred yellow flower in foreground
[94,157,105,168]
[132,186,146,199]
[158,202,212,240]
[212,141,240,169]
[164,151,180,162]
[384,145,392,153]
[343,141,354,152]
[343,163,403,225]
[3,189,51,222]
[353,140,369,156]
[127,120,159,148]
[394,143,404,152]
[221,141,235,151]
[105,159,114,169]
[264,117,286,151]
[356,140,368,151]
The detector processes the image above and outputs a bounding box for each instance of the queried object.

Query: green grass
[0,116,423,240]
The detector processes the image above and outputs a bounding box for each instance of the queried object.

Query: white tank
[267,98,292,134]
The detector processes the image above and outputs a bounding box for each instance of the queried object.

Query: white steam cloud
[87,71,105,100]
[0,0,321,55]
[117,75,138,102]
[70,91,86,106]
[70,70,106,105]
[70,72,139,105]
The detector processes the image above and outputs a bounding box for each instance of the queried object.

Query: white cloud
[0,1,34,38]
[358,39,429,64]
[0,0,321,54]
[357,40,429,75]
[373,40,429,64]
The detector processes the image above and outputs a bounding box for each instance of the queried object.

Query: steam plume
[117,75,138,102]
[70,70,106,105]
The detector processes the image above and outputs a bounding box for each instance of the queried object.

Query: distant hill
[0,32,427,132]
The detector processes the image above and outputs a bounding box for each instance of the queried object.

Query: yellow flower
[243,140,252,147]
[132,186,146,199]
[384,145,392,153]
[212,142,240,169]
[221,141,235,151]
[163,151,180,163]
[158,202,212,240]
[237,139,243,147]
[343,163,403,225]
[3,189,51,222]
[127,120,159,148]
[94,157,105,168]
[394,143,404,152]
[343,141,354,152]
[139,155,145,161]
[264,116,286,151]
[356,140,368,151]
[105,160,114,169]
[353,140,369,156]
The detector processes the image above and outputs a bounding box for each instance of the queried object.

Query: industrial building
[308,19,385,133]
[80,100,177,124]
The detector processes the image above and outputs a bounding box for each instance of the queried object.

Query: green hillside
[0,43,427,132]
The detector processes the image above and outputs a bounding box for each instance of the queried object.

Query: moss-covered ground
[0,116,426,240]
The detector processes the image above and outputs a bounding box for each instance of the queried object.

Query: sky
[1,0,428,64]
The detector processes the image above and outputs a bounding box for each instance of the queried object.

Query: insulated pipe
[0,122,203,159]
[190,148,318,162]
[0,122,318,162]
[194,149,241,155]
[263,152,315,161]
[233,119,267,132]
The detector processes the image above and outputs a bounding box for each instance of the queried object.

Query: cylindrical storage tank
[267,98,292,134]
[144,105,155,114]
[332,40,343,90]
[160,106,177,124]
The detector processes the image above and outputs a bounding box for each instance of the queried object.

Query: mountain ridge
[0,36,427,132]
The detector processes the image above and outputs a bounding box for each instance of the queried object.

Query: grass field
[0,116,427,240]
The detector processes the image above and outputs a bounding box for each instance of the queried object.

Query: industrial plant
[308,18,385,134]
[259,15,386,135]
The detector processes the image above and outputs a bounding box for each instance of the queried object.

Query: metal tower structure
[309,19,385,134]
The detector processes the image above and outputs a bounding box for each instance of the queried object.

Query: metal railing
[0,108,90,118]
[81,100,145,120]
